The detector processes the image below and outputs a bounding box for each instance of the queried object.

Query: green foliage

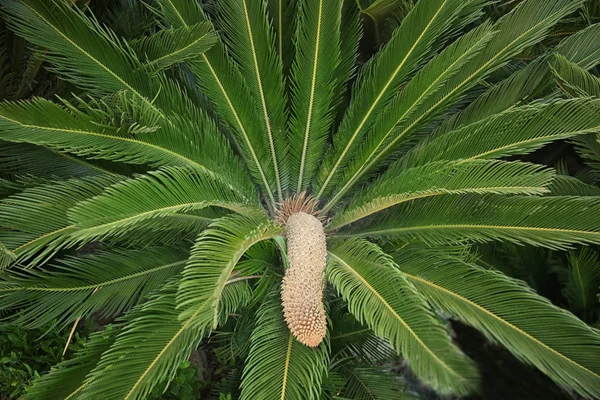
[1,0,600,399]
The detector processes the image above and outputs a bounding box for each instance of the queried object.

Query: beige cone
[281,212,327,347]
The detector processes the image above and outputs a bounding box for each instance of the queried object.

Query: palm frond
[322,23,495,207]
[239,294,329,400]
[67,167,261,243]
[390,247,600,399]
[334,361,418,400]
[547,175,600,196]
[268,0,297,76]
[552,54,600,97]
[288,0,342,192]
[315,0,475,198]
[177,213,281,329]
[400,98,600,168]
[329,160,554,230]
[24,326,118,400]
[129,23,217,72]
[151,0,280,207]
[0,175,120,267]
[219,0,288,199]
[573,133,600,177]
[1,0,160,112]
[553,22,600,69]
[327,239,478,395]
[77,279,252,400]
[562,248,600,318]
[0,246,189,329]
[345,195,600,250]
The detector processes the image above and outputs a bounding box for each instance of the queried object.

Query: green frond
[239,295,329,400]
[268,0,297,76]
[334,361,418,400]
[0,96,253,193]
[219,0,288,199]
[401,98,600,168]
[573,133,600,176]
[315,0,473,198]
[24,327,118,400]
[327,239,478,395]
[553,23,600,69]
[1,0,159,111]
[345,195,600,250]
[129,23,217,72]
[563,248,600,317]
[177,213,281,329]
[289,0,343,192]
[0,175,120,267]
[390,247,600,399]
[78,279,252,400]
[329,160,554,230]
[0,246,189,329]
[385,0,586,160]
[152,0,279,207]
[67,167,260,243]
[547,175,600,196]
[323,23,496,207]
[552,54,600,97]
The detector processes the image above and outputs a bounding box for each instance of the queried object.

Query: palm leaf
[78,279,253,400]
[552,54,600,97]
[0,175,119,266]
[239,295,329,400]
[268,0,297,76]
[400,98,600,168]
[129,23,217,72]
[327,239,478,395]
[345,195,600,250]
[547,175,600,196]
[553,23,600,69]
[315,0,473,198]
[67,167,260,243]
[152,0,280,207]
[289,0,343,192]
[177,213,281,328]
[390,247,600,399]
[24,327,118,400]
[329,160,554,230]
[0,246,188,329]
[334,361,418,400]
[219,0,288,199]
[563,248,600,318]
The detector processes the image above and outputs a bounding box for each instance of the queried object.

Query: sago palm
[1,0,600,398]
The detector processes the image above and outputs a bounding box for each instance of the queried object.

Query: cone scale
[281,212,327,347]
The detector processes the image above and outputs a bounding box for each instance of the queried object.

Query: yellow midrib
[403,271,600,379]
[242,0,283,200]
[147,32,212,68]
[328,252,467,381]
[297,0,324,192]
[280,333,294,400]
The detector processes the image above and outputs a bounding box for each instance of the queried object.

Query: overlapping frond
[0,246,188,329]
[563,248,600,317]
[327,239,478,395]
[400,98,600,168]
[129,23,216,72]
[324,22,495,207]
[346,195,600,250]
[268,0,297,76]
[315,0,471,198]
[177,213,281,329]
[78,279,253,400]
[24,327,117,400]
[553,23,600,69]
[67,167,260,243]
[329,160,554,230]
[0,175,120,267]
[219,0,288,199]
[547,175,600,196]
[334,361,418,400]
[390,247,600,399]
[289,0,342,192]
[239,295,329,400]
[552,54,600,97]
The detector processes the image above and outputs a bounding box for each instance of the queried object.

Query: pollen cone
[281,212,327,347]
